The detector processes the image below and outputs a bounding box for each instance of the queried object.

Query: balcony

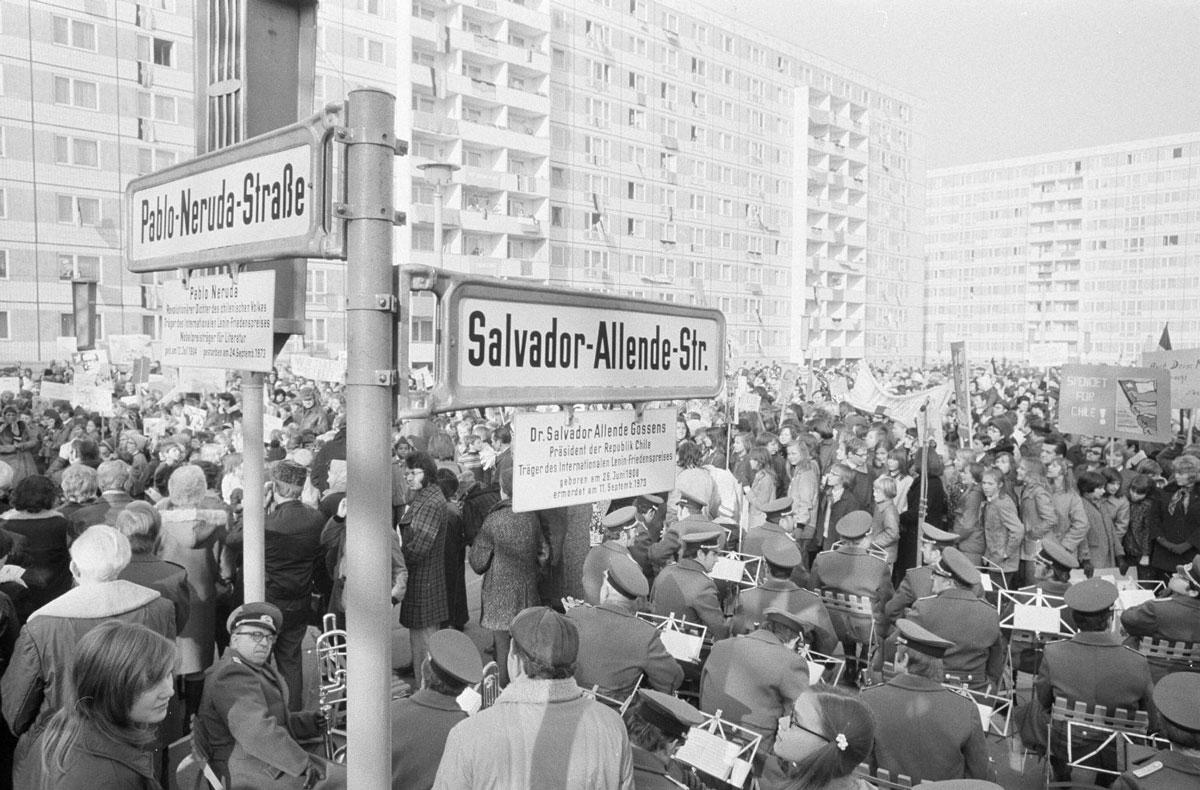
[413,111,460,137]
[497,0,549,30]
[408,204,462,227]
[499,257,550,281]
[459,165,516,191]
[496,82,549,113]
[411,16,438,43]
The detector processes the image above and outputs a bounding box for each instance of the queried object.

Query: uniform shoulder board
[914,593,938,602]
[1131,760,1163,778]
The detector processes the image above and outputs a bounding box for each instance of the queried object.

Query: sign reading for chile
[433,278,725,412]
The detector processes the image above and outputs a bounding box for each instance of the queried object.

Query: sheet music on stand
[708,551,762,588]
[799,648,845,686]
[998,589,1074,637]
[674,710,762,786]
[636,611,707,663]
[953,686,1013,737]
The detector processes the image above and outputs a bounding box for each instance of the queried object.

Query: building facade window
[56,195,101,225]
[0,311,8,340]
[53,77,98,109]
[52,16,97,50]
[54,136,99,168]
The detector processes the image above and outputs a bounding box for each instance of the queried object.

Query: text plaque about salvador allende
[511,407,677,512]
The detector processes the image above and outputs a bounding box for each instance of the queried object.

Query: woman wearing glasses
[761,685,876,790]
[191,602,344,789]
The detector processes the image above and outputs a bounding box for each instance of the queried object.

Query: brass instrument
[315,612,348,763]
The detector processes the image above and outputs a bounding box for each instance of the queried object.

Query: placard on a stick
[1058,364,1172,442]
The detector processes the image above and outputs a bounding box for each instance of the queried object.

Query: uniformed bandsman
[861,619,994,783]
[624,690,706,790]
[628,494,664,581]
[742,497,794,558]
[1111,673,1200,790]
[569,553,684,698]
[908,547,1006,691]
[731,536,839,655]
[390,629,484,790]
[810,511,893,611]
[1120,555,1200,680]
[582,506,640,605]
[1015,578,1154,782]
[649,530,729,640]
[648,479,723,571]
[700,607,811,742]
[1023,536,1078,597]
[883,523,966,632]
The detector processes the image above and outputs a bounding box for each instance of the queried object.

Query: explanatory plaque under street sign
[511,408,677,513]
[161,270,276,372]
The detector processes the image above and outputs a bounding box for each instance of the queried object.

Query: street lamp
[417,162,459,270]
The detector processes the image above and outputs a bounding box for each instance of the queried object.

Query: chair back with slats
[854,763,914,789]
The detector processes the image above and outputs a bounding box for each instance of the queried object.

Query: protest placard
[1059,364,1172,441]
[1142,348,1200,409]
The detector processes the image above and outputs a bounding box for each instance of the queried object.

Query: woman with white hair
[157,464,228,719]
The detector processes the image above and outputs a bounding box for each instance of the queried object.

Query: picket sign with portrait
[1058,364,1173,442]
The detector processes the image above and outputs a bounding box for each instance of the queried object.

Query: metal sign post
[341,88,398,790]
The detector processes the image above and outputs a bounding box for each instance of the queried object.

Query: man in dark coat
[1120,555,1200,680]
[192,602,342,788]
[390,629,483,790]
[649,530,728,640]
[114,500,191,633]
[731,536,838,655]
[581,507,638,605]
[1110,673,1200,790]
[66,459,135,530]
[569,554,682,699]
[908,547,1005,691]
[699,607,810,742]
[261,460,328,710]
[861,619,994,783]
[883,523,964,633]
[1016,578,1154,781]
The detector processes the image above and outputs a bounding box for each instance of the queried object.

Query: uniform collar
[759,578,800,592]
[746,629,785,646]
[410,688,467,713]
[632,745,671,777]
[1071,631,1123,647]
[886,673,948,692]
[676,558,708,574]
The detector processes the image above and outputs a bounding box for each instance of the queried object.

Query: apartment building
[1,0,922,369]
[0,0,195,363]
[546,1,923,367]
[926,133,1200,365]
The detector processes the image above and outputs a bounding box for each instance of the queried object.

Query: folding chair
[818,589,876,685]
[172,735,226,790]
[1135,637,1200,683]
[581,673,643,715]
[1046,696,1149,784]
[854,763,914,789]
[477,660,501,709]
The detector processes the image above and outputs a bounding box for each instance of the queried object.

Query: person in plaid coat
[400,452,449,670]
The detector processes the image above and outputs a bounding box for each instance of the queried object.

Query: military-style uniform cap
[1064,578,1119,613]
[919,522,961,545]
[1176,555,1200,591]
[635,493,664,508]
[428,629,484,685]
[762,535,804,569]
[915,782,1005,790]
[680,530,722,548]
[762,497,793,518]
[510,606,579,667]
[895,618,953,659]
[601,506,638,532]
[933,547,981,586]
[834,510,872,540]
[605,554,649,599]
[676,476,710,508]
[635,689,705,740]
[763,607,810,634]
[1038,537,1079,570]
[1152,672,1200,732]
[714,515,739,528]
[227,601,283,635]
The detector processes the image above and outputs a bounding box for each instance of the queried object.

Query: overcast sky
[702,0,1200,168]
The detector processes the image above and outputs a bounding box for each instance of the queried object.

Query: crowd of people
[0,358,1198,788]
